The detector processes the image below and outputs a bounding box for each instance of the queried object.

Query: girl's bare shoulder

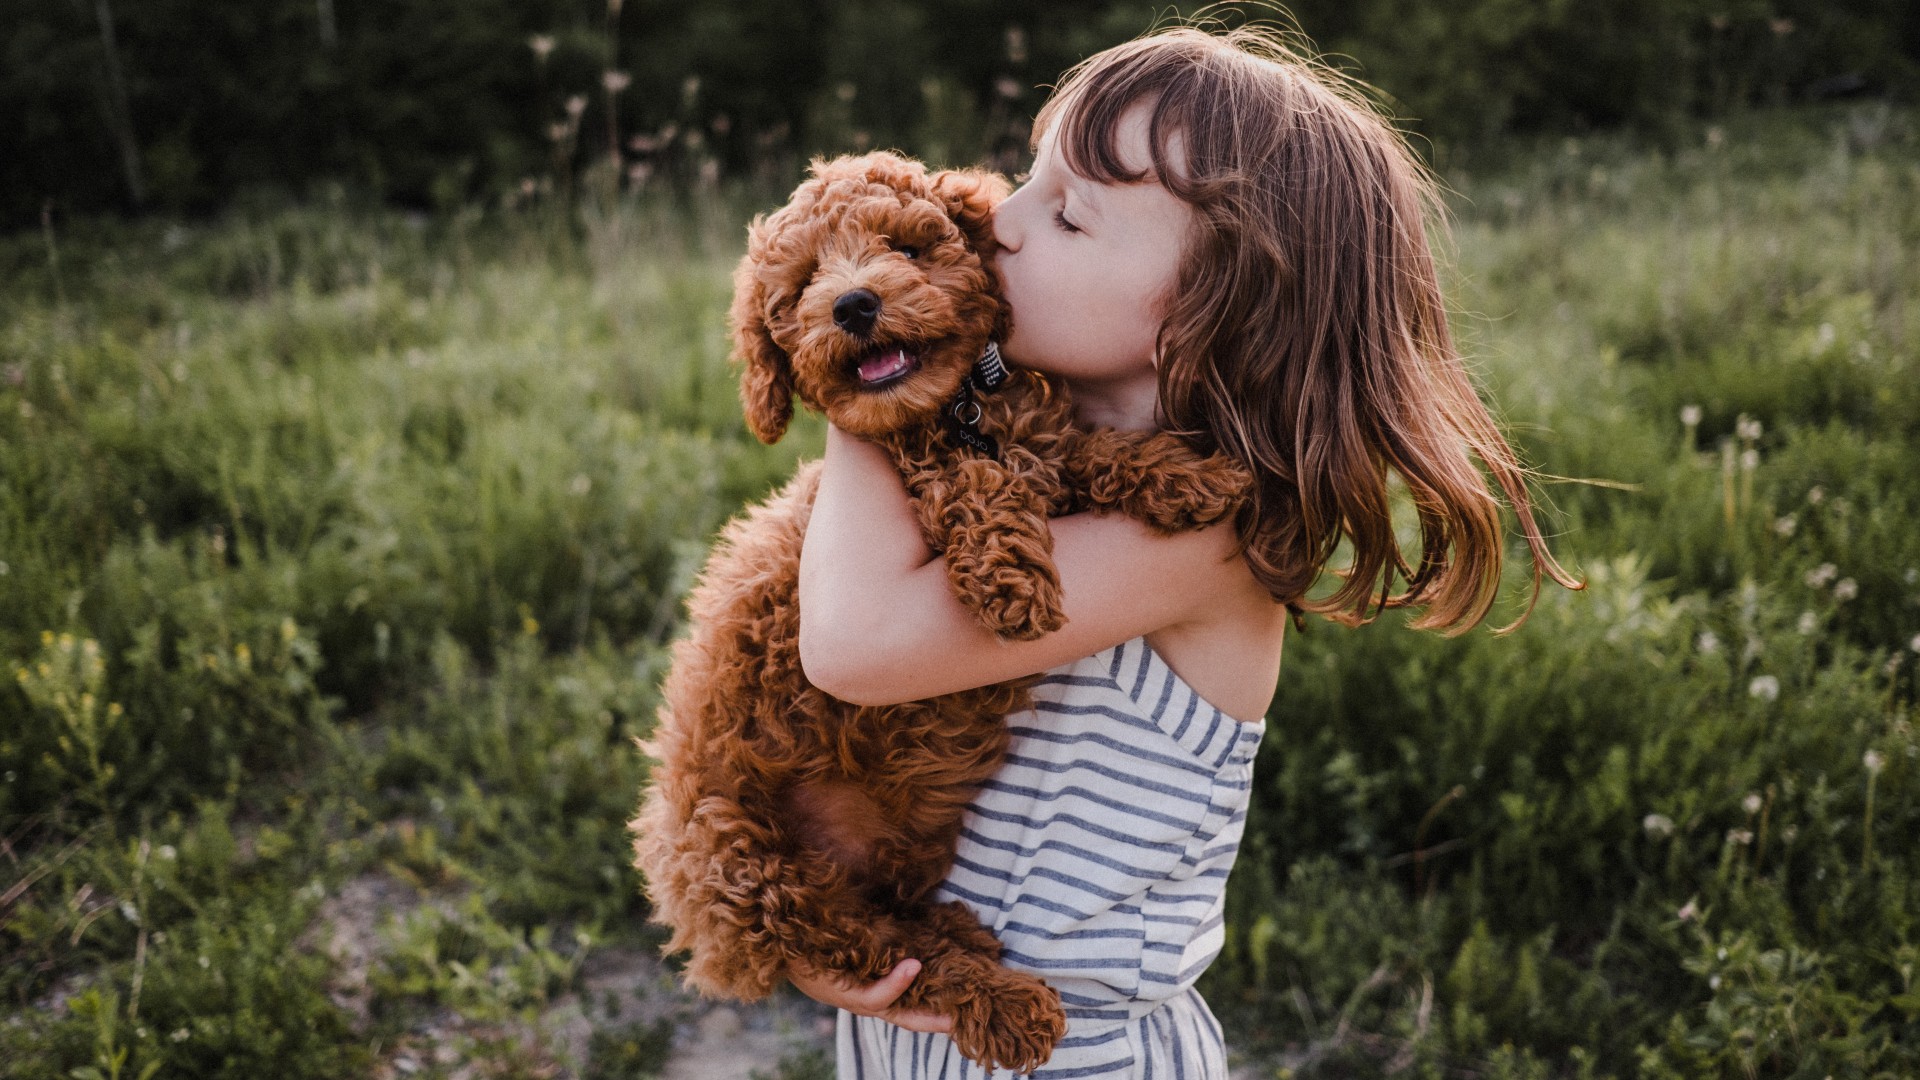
[1145,545,1287,723]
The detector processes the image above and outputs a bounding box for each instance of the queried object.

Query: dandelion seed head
[1865,750,1885,775]
[1680,404,1702,427]
[1742,793,1762,815]
[1748,675,1780,702]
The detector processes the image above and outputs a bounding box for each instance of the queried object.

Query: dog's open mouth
[852,345,921,389]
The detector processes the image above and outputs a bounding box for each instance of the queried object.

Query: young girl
[791,24,1575,1077]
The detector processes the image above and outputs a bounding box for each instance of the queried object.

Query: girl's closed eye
[1052,208,1080,233]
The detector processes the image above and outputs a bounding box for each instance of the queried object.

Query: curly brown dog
[630,152,1247,1073]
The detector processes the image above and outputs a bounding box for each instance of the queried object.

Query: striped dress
[838,636,1266,1078]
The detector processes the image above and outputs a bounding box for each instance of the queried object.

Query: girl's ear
[931,168,1012,256]
[729,252,795,444]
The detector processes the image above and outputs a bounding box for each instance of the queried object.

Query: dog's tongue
[857,348,913,384]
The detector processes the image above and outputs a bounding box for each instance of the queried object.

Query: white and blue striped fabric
[838,636,1266,1078]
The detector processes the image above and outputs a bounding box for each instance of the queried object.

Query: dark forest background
[6,0,1919,226]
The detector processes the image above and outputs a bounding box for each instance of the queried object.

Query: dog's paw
[952,560,1065,641]
[948,973,1067,1075]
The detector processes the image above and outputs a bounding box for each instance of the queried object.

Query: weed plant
[2,106,1917,1077]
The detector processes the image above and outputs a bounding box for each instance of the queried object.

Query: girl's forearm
[796,425,959,698]
[798,426,1236,705]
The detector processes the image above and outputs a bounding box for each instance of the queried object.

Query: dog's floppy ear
[931,168,1012,257]
[729,239,796,444]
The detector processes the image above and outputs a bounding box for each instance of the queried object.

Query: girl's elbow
[797,607,891,706]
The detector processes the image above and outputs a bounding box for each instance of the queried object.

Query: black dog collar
[944,342,1007,457]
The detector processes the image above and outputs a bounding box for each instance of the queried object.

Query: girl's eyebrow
[1061,173,1104,215]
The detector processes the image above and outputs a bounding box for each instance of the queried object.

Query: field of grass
[3,105,1917,1078]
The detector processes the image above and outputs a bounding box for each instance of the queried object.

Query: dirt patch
[303,871,833,1078]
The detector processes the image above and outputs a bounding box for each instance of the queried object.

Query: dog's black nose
[832,289,882,335]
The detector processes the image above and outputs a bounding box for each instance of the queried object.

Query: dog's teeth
[857,349,913,383]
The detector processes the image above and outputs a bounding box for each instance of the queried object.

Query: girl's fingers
[858,958,921,1008]
[881,1007,954,1034]
[791,958,952,1031]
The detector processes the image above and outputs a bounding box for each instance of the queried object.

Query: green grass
[3,105,1917,1078]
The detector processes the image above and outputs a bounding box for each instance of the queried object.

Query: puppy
[631,152,1246,1073]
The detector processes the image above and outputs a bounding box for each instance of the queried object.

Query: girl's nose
[991,191,1024,253]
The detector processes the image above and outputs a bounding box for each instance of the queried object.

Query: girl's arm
[798,425,1242,705]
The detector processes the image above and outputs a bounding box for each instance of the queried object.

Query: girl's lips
[855,346,919,387]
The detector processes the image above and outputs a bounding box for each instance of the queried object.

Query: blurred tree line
[4,0,1917,226]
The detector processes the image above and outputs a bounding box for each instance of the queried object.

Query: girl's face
[991,104,1192,394]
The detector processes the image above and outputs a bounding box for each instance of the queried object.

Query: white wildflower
[1680,404,1702,427]
[1643,813,1675,839]
[565,94,588,117]
[1740,448,1759,471]
[1727,828,1754,846]
[527,34,555,61]
[1748,675,1780,702]
[171,1028,190,1043]
[602,70,631,94]
[1807,486,1826,505]
[1797,611,1818,635]
[1910,633,1920,654]
[1833,578,1858,601]
[1742,793,1763,815]
[1697,630,1720,654]
[1736,415,1763,442]
[1678,899,1699,921]
[1865,750,1885,776]
[1805,563,1838,589]
[1774,514,1797,537]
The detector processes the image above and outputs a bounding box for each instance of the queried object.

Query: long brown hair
[1037,25,1580,633]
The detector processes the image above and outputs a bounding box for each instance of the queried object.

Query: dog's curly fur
[630,152,1248,1073]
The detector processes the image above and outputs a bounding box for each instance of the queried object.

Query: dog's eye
[894,243,920,260]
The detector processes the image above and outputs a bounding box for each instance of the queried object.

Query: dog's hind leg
[885,901,1068,1074]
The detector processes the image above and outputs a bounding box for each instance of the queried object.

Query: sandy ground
[307,871,835,1079]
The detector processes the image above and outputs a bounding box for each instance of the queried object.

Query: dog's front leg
[910,457,1065,641]
[1059,430,1253,533]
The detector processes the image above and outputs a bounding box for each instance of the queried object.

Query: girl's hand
[790,959,954,1033]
